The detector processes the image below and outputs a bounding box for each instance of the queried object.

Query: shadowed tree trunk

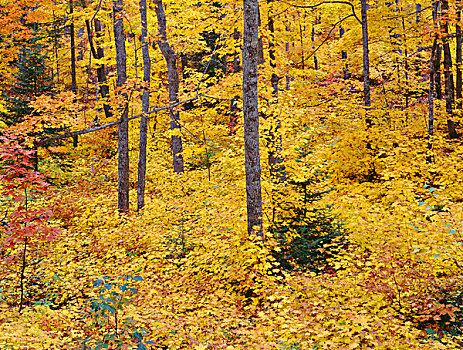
[243,0,263,237]
[137,0,151,211]
[155,0,184,173]
[361,0,370,108]
[433,3,443,100]
[429,32,439,154]
[70,0,77,96]
[233,28,241,73]
[441,0,458,138]
[82,0,113,121]
[113,0,130,213]
[340,26,349,79]
[456,1,462,109]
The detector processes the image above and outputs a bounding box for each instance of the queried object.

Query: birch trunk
[113,0,130,212]
[243,0,263,237]
[155,0,184,173]
[137,0,151,211]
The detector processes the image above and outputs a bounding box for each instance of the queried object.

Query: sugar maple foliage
[2,0,463,348]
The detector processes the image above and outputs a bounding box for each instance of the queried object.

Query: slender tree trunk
[70,0,77,95]
[113,0,130,212]
[155,0,184,173]
[456,1,462,109]
[267,0,276,68]
[233,28,241,73]
[433,3,443,100]
[429,37,438,153]
[94,19,113,120]
[266,0,286,184]
[137,0,151,211]
[361,0,371,108]
[312,12,318,70]
[243,0,263,237]
[340,26,349,79]
[84,10,113,120]
[441,0,458,138]
[285,19,290,90]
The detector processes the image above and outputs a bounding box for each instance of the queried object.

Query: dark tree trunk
[137,0,151,211]
[267,0,276,68]
[243,0,263,237]
[361,0,371,108]
[70,0,77,96]
[113,0,130,213]
[429,37,438,152]
[312,13,318,70]
[435,45,443,99]
[257,5,264,65]
[340,27,349,79]
[457,2,462,109]
[441,0,458,138]
[233,28,241,73]
[94,19,112,120]
[155,0,184,173]
[85,14,113,121]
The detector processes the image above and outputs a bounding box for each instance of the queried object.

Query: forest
[1,0,463,348]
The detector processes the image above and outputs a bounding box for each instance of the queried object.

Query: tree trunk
[233,28,241,73]
[267,0,276,68]
[137,0,151,211]
[257,4,264,65]
[84,13,113,121]
[456,1,462,109]
[155,0,184,173]
[113,0,130,213]
[340,26,349,79]
[433,3,443,100]
[312,12,318,70]
[429,37,438,153]
[94,19,112,120]
[361,0,371,108]
[70,0,77,96]
[441,0,458,138]
[243,0,263,237]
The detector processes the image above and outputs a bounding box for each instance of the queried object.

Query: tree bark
[70,0,77,96]
[243,0,263,237]
[137,0,151,211]
[457,1,462,109]
[441,0,458,138]
[361,0,371,108]
[113,0,130,213]
[155,0,184,173]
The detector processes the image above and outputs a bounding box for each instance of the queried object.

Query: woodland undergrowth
[2,76,463,349]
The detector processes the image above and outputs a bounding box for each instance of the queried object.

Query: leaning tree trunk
[155,0,184,173]
[113,0,130,212]
[243,0,263,237]
[441,0,458,138]
[137,0,151,211]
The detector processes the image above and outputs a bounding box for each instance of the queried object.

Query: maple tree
[3,0,463,348]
